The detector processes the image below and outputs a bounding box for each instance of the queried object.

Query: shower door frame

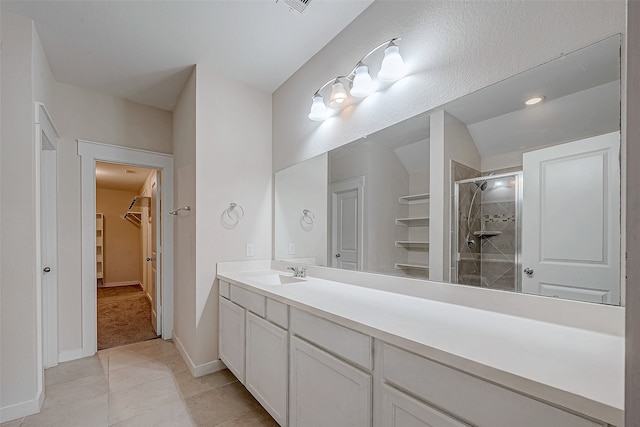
[453,171,523,291]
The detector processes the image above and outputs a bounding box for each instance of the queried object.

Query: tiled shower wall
[453,161,520,291]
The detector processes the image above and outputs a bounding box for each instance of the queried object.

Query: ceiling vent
[281,0,311,13]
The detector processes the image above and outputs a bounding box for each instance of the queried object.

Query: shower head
[474,180,488,191]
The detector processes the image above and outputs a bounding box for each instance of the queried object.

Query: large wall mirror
[274,35,622,305]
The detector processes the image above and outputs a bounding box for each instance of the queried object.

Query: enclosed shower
[454,171,522,291]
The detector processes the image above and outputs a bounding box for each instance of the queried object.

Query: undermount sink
[251,273,306,286]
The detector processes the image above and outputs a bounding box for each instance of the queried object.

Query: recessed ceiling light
[525,96,545,106]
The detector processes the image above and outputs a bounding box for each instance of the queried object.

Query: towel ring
[222,202,244,228]
[302,209,315,224]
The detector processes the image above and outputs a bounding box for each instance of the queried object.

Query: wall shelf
[96,213,104,280]
[395,262,429,270]
[128,195,150,210]
[398,193,430,205]
[123,211,142,227]
[395,217,429,226]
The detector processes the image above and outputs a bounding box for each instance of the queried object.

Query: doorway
[76,140,174,360]
[95,162,160,349]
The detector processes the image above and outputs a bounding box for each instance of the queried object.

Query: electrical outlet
[288,243,295,255]
[246,243,255,257]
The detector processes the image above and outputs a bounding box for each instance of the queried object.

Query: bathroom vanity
[217,261,623,427]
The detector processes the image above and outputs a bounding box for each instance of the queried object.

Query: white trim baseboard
[172,333,227,378]
[0,389,43,423]
[59,347,93,363]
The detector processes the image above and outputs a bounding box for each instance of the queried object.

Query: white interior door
[150,173,162,334]
[521,132,620,304]
[330,177,364,271]
[37,103,59,369]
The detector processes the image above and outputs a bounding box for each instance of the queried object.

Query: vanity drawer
[219,280,230,299]
[382,344,604,427]
[266,298,288,329]
[230,285,266,317]
[290,307,371,370]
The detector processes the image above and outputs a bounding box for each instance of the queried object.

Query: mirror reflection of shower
[454,170,522,291]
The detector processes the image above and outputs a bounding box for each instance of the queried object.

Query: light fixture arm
[311,76,349,98]
[347,37,401,77]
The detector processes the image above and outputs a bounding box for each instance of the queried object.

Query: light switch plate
[288,242,295,255]
[246,243,255,257]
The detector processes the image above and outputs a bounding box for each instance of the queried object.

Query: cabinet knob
[43,266,51,273]
[524,267,534,276]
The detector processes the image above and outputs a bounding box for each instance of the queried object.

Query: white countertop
[217,269,625,426]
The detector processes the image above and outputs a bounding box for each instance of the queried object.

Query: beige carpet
[97,284,158,350]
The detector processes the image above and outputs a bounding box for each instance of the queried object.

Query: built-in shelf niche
[96,213,104,279]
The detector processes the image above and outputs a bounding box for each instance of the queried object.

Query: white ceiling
[96,162,154,192]
[2,0,373,111]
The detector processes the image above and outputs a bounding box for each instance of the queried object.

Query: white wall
[0,10,55,420]
[194,66,272,367]
[172,69,197,363]
[273,1,625,172]
[0,10,38,416]
[329,140,409,274]
[274,153,328,266]
[626,2,640,423]
[96,188,142,285]
[172,66,272,371]
[429,111,480,281]
[54,82,172,355]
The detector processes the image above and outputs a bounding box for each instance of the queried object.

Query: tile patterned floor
[2,339,278,427]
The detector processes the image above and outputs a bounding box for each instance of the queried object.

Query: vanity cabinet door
[219,297,245,383]
[289,336,371,427]
[382,384,471,427]
[246,312,288,426]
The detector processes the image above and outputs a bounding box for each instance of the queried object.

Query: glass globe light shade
[308,95,328,121]
[329,80,349,108]
[378,44,406,82]
[350,65,375,97]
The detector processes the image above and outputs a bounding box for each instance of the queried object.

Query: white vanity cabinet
[382,384,471,427]
[378,343,607,427]
[218,296,246,382]
[217,273,618,427]
[218,280,288,426]
[246,312,288,426]
[289,308,372,427]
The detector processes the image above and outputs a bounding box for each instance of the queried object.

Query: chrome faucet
[287,266,307,278]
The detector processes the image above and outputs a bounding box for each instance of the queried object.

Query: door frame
[77,140,174,359]
[329,176,365,269]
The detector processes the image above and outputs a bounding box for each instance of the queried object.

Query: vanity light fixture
[307,38,407,121]
[525,96,545,106]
